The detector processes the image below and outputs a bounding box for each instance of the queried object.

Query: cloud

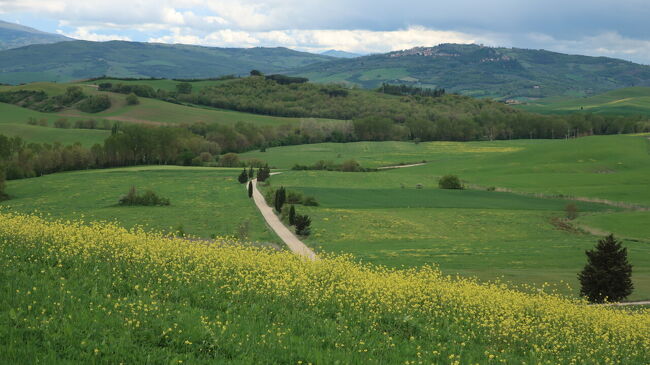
[57,27,131,41]
[148,26,481,54]
[2,0,650,63]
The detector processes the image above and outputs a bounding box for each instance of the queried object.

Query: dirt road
[248,178,317,261]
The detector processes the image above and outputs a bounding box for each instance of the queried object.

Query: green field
[518,87,650,115]
[1,166,276,244]
[0,102,110,146]
[244,134,650,299]
[2,213,647,364]
[1,82,341,134]
[82,78,230,93]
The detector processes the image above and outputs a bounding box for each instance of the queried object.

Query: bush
[340,159,360,172]
[438,175,463,189]
[287,190,304,204]
[77,95,112,113]
[238,169,249,184]
[126,93,140,105]
[294,214,311,236]
[302,196,319,206]
[54,118,70,128]
[118,186,170,206]
[565,203,578,220]
[578,235,633,303]
[219,153,240,167]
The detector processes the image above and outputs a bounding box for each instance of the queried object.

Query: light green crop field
[0,102,110,146]
[0,166,277,244]
[244,134,650,205]
[245,134,650,299]
[518,87,650,115]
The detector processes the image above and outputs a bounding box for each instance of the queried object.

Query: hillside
[1,212,648,363]
[290,43,650,99]
[0,20,71,50]
[518,87,650,115]
[320,49,362,58]
[0,40,333,84]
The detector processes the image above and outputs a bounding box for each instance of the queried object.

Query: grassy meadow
[518,87,650,115]
[0,166,276,244]
[0,213,647,364]
[0,102,110,146]
[1,81,341,137]
[245,134,650,299]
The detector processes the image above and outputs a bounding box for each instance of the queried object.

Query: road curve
[248,178,318,261]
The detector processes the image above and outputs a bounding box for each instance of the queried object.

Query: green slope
[0,40,333,84]
[518,87,650,115]
[0,166,276,242]
[244,134,650,298]
[289,44,650,99]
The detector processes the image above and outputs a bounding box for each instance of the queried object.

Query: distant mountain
[0,40,334,84]
[292,44,650,99]
[320,49,361,58]
[0,19,72,50]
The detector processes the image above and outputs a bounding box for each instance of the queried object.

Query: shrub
[77,95,112,113]
[118,186,170,206]
[340,159,360,172]
[294,214,311,236]
[126,93,140,105]
[565,203,578,220]
[219,153,240,167]
[578,235,633,303]
[54,118,71,128]
[302,196,319,206]
[438,175,463,189]
[238,169,249,184]
[257,165,271,182]
[287,190,304,204]
[199,152,213,162]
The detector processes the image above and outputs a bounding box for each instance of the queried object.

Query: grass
[1,166,276,243]
[244,134,650,205]
[246,134,650,299]
[1,82,342,130]
[518,87,650,115]
[0,213,647,363]
[0,102,110,146]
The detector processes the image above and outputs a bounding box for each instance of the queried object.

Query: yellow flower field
[0,212,648,364]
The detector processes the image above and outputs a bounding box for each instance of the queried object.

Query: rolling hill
[517,87,650,115]
[0,40,333,84]
[290,44,650,99]
[0,19,71,50]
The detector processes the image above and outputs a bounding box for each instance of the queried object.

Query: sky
[1,0,650,63]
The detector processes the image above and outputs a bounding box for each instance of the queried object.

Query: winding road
[248,176,318,261]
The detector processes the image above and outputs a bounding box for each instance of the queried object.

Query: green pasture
[244,134,650,205]
[518,87,650,115]
[1,166,276,244]
[263,169,649,299]
[0,102,110,146]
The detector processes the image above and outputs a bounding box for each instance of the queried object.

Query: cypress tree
[238,169,248,184]
[578,234,633,303]
[257,164,270,182]
[248,166,255,179]
[274,186,286,213]
[288,205,296,225]
[248,181,253,198]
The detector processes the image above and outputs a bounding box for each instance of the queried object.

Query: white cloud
[148,26,481,54]
[57,27,131,41]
